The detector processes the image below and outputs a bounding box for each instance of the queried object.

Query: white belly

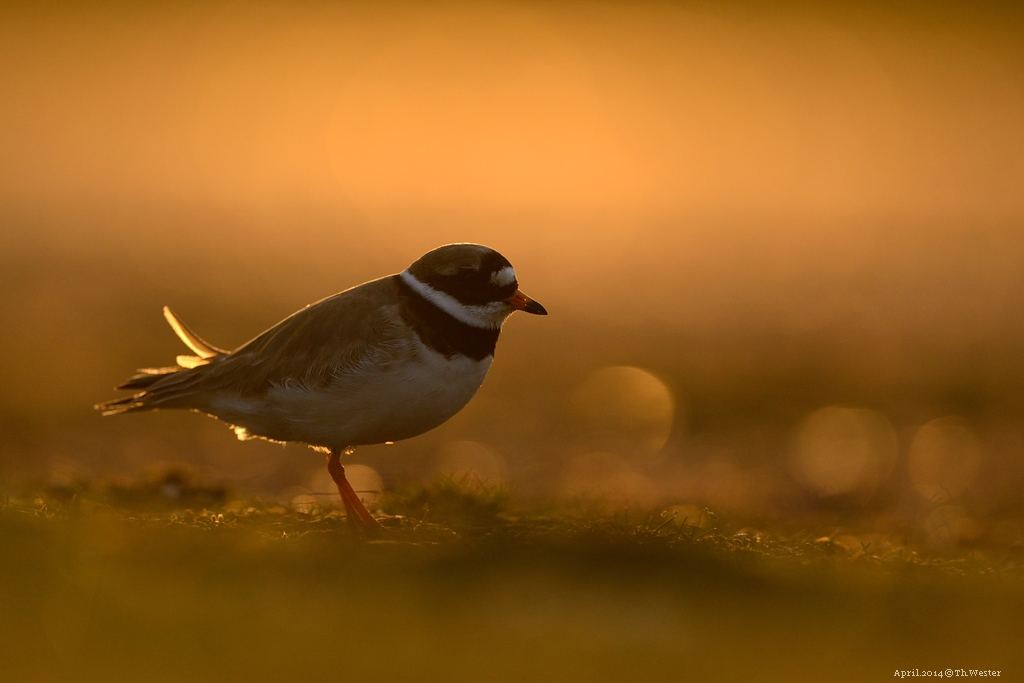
[213,339,492,449]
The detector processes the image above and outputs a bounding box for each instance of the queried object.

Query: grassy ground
[1,479,1021,683]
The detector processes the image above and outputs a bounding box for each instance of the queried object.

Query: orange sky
[2,1,1023,221]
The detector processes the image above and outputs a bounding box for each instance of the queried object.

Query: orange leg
[327,449,381,530]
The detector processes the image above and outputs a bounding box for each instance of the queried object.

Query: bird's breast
[261,339,493,448]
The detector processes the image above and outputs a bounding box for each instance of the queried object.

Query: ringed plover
[96,243,547,527]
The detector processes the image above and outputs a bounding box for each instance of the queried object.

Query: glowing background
[3,1,1024,542]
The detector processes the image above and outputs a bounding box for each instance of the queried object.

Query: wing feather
[192,276,407,396]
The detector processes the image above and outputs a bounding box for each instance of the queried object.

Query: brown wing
[192,275,406,396]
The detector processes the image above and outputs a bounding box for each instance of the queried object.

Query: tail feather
[96,306,227,416]
[97,364,207,415]
[95,395,147,416]
[163,306,228,358]
[116,366,181,391]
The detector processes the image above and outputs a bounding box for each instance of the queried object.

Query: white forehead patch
[489,266,516,287]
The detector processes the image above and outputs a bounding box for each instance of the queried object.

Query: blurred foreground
[1,480,1020,683]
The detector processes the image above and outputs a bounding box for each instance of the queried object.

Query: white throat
[400,270,512,330]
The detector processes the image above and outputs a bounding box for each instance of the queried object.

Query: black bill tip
[523,299,547,315]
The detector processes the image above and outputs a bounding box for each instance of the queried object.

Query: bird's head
[400,243,547,329]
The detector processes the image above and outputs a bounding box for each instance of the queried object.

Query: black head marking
[407,244,518,306]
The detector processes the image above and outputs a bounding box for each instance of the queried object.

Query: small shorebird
[96,243,546,528]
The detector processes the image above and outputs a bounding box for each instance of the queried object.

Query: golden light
[790,406,898,497]
[437,440,505,483]
[307,469,342,506]
[346,464,383,506]
[923,505,981,548]
[908,417,982,503]
[4,4,1021,219]
[280,485,317,513]
[561,452,658,507]
[569,366,675,457]
[327,5,647,213]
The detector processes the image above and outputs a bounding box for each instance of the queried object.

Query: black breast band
[394,275,499,361]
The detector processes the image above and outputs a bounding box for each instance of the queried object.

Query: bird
[96,243,547,528]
